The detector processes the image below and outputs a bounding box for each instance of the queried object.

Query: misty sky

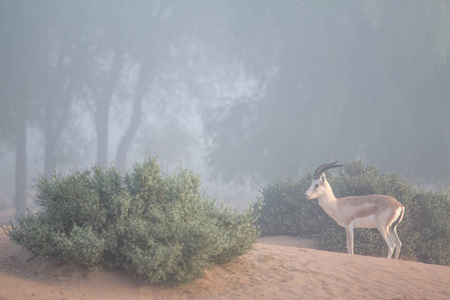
[1,1,449,211]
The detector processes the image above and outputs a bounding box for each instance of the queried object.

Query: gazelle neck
[317,180,338,217]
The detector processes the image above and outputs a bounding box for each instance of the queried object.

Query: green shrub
[2,155,259,284]
[255,176,335,237]
[256,161,450,265]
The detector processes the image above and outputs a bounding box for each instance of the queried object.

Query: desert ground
[1,228,449,300]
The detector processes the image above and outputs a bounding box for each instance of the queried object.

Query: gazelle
[304,162,405,259]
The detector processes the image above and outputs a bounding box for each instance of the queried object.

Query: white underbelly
[353,215,377,228]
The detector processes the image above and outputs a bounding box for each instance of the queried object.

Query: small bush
[2,155,258,284]
[255,161,450,265]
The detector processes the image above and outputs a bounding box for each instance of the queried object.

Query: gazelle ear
[320,173,326,182]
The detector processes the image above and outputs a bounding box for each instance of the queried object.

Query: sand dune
[1,230,449,300]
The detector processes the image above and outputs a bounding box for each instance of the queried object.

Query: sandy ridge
[1,230,449,300]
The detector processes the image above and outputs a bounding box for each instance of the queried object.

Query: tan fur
[337,195,403,227]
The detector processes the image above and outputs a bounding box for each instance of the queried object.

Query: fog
[1,1,449,215]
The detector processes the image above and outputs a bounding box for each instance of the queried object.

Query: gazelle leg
[345,224,354,255]
[390,226,402,260]
[378,225,395,259]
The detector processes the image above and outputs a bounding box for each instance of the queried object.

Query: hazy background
[1,0,449,216]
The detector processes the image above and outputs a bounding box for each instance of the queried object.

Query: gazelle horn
[313,161,343,180]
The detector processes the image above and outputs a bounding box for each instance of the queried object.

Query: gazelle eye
[314,183,319,189]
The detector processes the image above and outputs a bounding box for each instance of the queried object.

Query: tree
[208,0,450,184]
[0,1,44,215]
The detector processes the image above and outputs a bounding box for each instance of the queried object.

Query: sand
[1,229,449,300]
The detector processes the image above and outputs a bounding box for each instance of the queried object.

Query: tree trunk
[15,114,27,217]
[43,96,57,176]
[43,49,68,176]
[95,100,110,165]
[94,50,124,165]
[115,63,151,172]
